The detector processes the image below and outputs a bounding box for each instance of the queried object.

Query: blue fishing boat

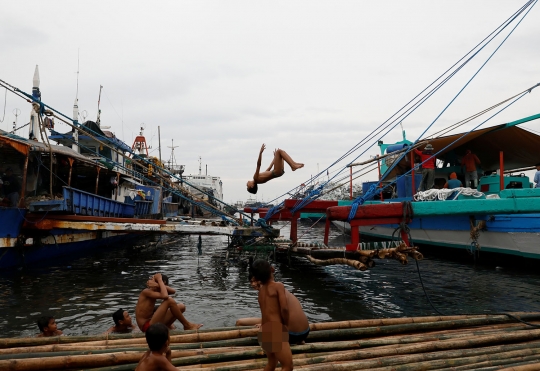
[0,67,182,269]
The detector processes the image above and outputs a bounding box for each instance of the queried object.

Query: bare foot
[291,163,304,171]
[184,323,203,330]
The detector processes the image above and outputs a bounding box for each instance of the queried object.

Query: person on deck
[247,144,304,194]
[413,144,437,192]
[443,172,462,189]
[461,149,481,188]
[534,163,540,188]
[1,167,20,207]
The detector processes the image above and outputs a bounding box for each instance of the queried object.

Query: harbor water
[1,221,540,338]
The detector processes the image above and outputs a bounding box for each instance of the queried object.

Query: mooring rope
[413,187,484,202]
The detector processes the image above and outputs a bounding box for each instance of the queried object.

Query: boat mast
[28,65,40,141]
[198,156,202,175]
[96,85,103,127]
[72,53,80,153]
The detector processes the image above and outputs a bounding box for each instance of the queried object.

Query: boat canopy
[382,118,540,180]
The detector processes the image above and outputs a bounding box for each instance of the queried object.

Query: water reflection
[1,221,540,338]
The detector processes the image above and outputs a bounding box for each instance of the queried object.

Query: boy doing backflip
[251,259,294,371]
[247,144,304,194]
[135,323,177,371]
[135,273,202,332]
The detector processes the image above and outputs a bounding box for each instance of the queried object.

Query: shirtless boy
[247,144,304,194]
[135,273,202,332]
[105,309,136,334]
[135,323,177,371]
[251,259,294,371]
[36,316,63,337]
[236,267,310,345]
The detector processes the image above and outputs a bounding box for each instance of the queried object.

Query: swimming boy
[247,144,304,194]
[251,259,294,371]
[36,316,63,337]
[135,323,177,371]
[236,267,310,345]
[105,309,136,334]
[135,273,202,332]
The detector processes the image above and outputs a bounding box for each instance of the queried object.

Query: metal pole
[499,151,504,191]
[349,166,352,200]
[411,151,416,197]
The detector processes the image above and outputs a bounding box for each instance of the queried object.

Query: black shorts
[288,328,310,344]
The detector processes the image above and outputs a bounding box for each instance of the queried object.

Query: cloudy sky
[1,1,539,204]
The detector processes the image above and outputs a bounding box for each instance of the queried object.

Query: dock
[1,313,540,370]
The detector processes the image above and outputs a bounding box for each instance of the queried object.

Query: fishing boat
[181,156,224,217]
[0,67,181,268]
[332,112,540,260]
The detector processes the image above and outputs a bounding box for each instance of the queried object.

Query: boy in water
[135,323,177,371]
[36,316,63,337]
[236,267,310,345]
[105,309,136,334]
[247,144,304,194]
[135,273,202,332]
[251,259,294,371]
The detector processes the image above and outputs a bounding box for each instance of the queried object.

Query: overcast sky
[1,1,539,204]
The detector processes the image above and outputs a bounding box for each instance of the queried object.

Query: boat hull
[0,229,141,269]
[333,213,540,259]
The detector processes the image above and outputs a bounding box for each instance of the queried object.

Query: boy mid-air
[251,259,294,371]
[247,144,304,194]
[236,268,310,345]
[135,273,202,332]
[36,316,63,337]
[135,323,177,371]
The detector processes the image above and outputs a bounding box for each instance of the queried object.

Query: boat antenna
[96,84,103,126]
[399,121,406,141]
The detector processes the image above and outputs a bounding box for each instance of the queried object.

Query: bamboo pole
[305,256,367,270]
[0,347,256,371]
[0,326,254,349]
[499,363,540,371]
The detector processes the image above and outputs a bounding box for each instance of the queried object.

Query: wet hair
[152,273,169,285]
[37,316,54,332]
[112,309,125,326]
[145,323,169,351]
[251,259,272,284]
[247,183,258,194]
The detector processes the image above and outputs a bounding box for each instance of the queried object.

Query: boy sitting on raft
[135,273,202,332]
[105,309,136,334]
[36,316,63,337]
[247,144,304,194]
[250,259,295,371]
[135,323,177,371]
[237,264,310,345]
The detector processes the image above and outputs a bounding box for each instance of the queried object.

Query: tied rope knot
[347,183,379,223]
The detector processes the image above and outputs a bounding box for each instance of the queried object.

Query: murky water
[2,221,540,338]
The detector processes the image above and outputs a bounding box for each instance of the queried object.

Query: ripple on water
[2,223,540,337]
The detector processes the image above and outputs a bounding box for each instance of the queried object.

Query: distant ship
[181,157,224,215]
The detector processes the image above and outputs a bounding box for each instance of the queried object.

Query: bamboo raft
[2,313,540,370]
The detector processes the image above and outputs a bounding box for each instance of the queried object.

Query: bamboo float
[2,314,540,371]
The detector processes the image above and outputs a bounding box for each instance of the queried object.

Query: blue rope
[262,1,536,207]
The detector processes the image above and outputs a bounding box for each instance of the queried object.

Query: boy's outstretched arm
[253,144,265,182]
[277,283,290,326]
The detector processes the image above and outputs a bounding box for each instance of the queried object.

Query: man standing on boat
[534,163,540,188]
[461,150,481,189]
[413,144,436,192]
[1,167,20,207]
